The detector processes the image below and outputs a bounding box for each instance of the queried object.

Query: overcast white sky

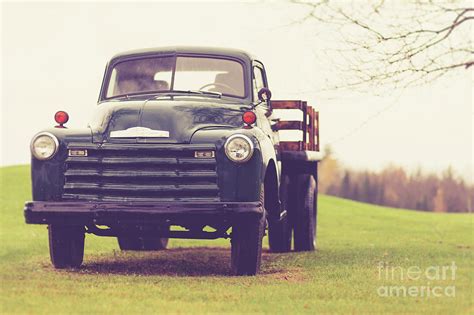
[1,1,472,182]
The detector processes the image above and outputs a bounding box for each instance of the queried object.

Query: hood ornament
[110,127,170,138]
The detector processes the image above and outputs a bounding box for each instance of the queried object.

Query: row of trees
[319,147,473,213]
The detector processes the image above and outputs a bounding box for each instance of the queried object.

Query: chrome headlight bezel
[224,134,254,163]
[30,132,59,160]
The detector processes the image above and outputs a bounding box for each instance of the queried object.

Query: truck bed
[272,100,321,162]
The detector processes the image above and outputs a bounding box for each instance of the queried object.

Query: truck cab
[24,47,321,275]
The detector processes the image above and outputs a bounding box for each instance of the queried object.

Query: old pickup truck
[24,47,321,275]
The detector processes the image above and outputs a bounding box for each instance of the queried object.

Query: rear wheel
[142,237,169,250]
[117,236,168,251]
[118,236,168,251]
[48,225,85,269]
[117,236,142,250]
[230,185,266,276]
[117,226,169,251]
[293,174,318,251]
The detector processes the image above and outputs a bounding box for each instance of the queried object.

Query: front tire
[48,225,85,269]
[268,175,292,253]
[231,185,266,276]
[230,213,266,276]
[293,174,318,251]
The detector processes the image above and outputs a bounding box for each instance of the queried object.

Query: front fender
[191,127,276,202]
[31,128,92,201]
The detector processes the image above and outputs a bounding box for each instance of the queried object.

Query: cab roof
[110,46,256,63]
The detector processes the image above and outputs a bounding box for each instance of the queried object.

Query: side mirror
[258,87,272,102]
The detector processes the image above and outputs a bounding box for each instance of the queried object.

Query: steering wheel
[198,82,239,95]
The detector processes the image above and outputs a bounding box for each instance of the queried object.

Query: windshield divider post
[170,54,177,91]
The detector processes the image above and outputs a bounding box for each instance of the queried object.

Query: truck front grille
[62,143,219,202]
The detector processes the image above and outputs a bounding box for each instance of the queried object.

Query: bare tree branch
[288,0,473,91]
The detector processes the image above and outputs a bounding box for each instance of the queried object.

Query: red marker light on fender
[242,111,256,126]
[54,111,69,128]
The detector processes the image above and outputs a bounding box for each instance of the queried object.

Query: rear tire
[117,236,142,250]
[293,174,318,251]
[117,226,169,251]
[142,237,169,250]
[48,225,85,269]
[117,236,168,251]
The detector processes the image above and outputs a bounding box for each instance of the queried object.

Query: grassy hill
[0,165,472,314]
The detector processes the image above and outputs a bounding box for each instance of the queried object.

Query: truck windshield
[106,56,245,99]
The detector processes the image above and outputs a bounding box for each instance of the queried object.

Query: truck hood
[90,97,250,143]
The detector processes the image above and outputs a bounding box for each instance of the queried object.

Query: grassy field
[0,165,472,314]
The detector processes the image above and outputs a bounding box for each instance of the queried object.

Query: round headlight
[31,132,59,160]
[224,134,254,163]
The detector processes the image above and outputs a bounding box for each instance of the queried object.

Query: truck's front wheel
[230,213,266,276]
[268,175,292,253]
[231,186,266,276]
[48,225,85,269]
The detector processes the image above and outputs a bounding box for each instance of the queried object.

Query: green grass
[0,165,472,314]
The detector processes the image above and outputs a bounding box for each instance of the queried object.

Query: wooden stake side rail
[272,100,319,152]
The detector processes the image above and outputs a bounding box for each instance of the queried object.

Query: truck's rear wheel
[268,175,292,253]
[117,236,141,250]
[293,174,318,251]
[117,236,168,251]
[48,225,85,269]
[142,237,168,250]
[117,226,169,251]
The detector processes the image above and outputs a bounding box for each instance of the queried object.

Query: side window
[253,66,265,102]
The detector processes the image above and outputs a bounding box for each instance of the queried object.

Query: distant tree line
[319,146,473,213]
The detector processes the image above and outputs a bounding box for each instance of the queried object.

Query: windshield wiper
[189,90,222,98]
[108,89,223,101]
[157,90,222,98]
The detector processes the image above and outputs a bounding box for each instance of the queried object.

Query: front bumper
[24,201,263,226]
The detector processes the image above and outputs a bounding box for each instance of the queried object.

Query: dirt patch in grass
[71,247,295,278]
